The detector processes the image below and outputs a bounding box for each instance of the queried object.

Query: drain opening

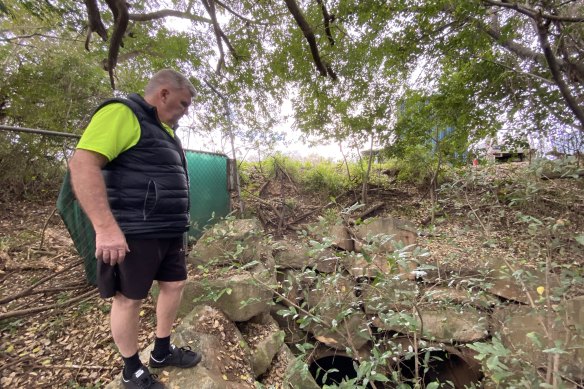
[397,350,483,387]
[309,356,359,386]
[309,350,482,387]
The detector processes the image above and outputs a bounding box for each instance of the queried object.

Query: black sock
[151,336,171,360]
[122,352,142,379]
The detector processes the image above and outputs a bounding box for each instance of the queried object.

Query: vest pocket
[143,179,158,220]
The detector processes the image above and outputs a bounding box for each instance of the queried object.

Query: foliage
[2,0,582,181]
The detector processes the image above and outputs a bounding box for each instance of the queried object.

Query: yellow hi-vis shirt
[76,102,174,161]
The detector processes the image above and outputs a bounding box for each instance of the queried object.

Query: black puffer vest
[96,93,189,238]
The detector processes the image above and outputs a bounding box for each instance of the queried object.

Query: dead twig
[0,258,82,305]
[0,287,97,320]
[38,207,58,250]
[33,363,113,370]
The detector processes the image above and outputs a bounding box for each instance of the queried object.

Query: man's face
[157,87,192,128]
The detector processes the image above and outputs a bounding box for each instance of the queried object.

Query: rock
[353,216,417,253]
[342,251,392,278]
[105,305,255,389]
[240,313,286,377]
[481,258,557,304]
[189,218,265,267]
[280,345,321,389]
[274,239,341,273]
[491,298,584,382]
[360,278,418,315]
[421,286,498,309]
[329,224,354,251]
[250,329,285,377]
[373,305,489,343]
[301,274,369,350]
[153,264,275,322]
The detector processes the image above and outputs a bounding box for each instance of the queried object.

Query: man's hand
[95,224,130,266]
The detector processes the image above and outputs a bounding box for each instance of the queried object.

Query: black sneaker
[122,366,164,389]
[149,345,202,369]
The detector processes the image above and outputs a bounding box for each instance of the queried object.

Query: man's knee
[158,280,186,295]
[113,292,143,310]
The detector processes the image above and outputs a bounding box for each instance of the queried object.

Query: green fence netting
[57,150,231,285]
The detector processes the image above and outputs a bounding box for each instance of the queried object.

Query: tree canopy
[1,0,583,163]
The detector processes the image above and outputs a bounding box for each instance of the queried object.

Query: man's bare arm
[69,149,129,265]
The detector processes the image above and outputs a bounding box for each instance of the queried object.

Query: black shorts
[97,236,187,300]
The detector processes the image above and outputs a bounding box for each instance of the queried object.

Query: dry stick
[7,283,88,300]
[2,355,35,371]
[0,258,82,305]
[258,179,271,198]
[287,202,334,227]
[75,320,100,382]
[351,202,384,222]
[277,166,287,237]
[464,191,489,237]
[38,207,58,250]
[411,302,424,387]
[0,288,97,320]
[32,364,112,370]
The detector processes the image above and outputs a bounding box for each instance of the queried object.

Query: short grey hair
[145,69,196,97]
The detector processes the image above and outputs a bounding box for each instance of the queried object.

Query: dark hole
[309,356,359,387]
[397,350,483,387]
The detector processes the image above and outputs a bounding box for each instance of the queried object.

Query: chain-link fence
[57,150,232,284]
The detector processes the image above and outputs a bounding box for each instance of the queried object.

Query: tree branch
[103,0,129,89]
[128,9,211,24]
[316,0,335,46]
[480,21,584,82]
[482,0,584,22]
[201,0,226,74]
[83,0,108,51]
[535,16,584,129]
[214,0,273,26]
[283,0,337,80]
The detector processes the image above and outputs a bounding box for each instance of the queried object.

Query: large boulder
[491,297,584,382]
[273,239,341,273]
[259,345,321,389]
[105,305,256,389]
[353,217,417,253]
[301,274,369,350]
[240,314,286,378]
[153,263,275,322]
[189,218,267,267]
[480,258,558,304]
[360,278,419,315]
[373,304,489,343]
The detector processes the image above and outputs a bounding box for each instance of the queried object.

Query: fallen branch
[351,201,384,222]
[33,363,113,370]
[0,258,82,305]
[0,288,97,320]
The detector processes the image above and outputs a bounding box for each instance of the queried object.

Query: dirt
[1,161,582,387]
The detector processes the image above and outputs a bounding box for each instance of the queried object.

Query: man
[69,69,201,389]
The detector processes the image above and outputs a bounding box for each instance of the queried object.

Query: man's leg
[155,280,185,337]
[149,279,201,368]
[111,292,142,357]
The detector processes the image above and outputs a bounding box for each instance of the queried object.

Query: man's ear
[160,88,170,102]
